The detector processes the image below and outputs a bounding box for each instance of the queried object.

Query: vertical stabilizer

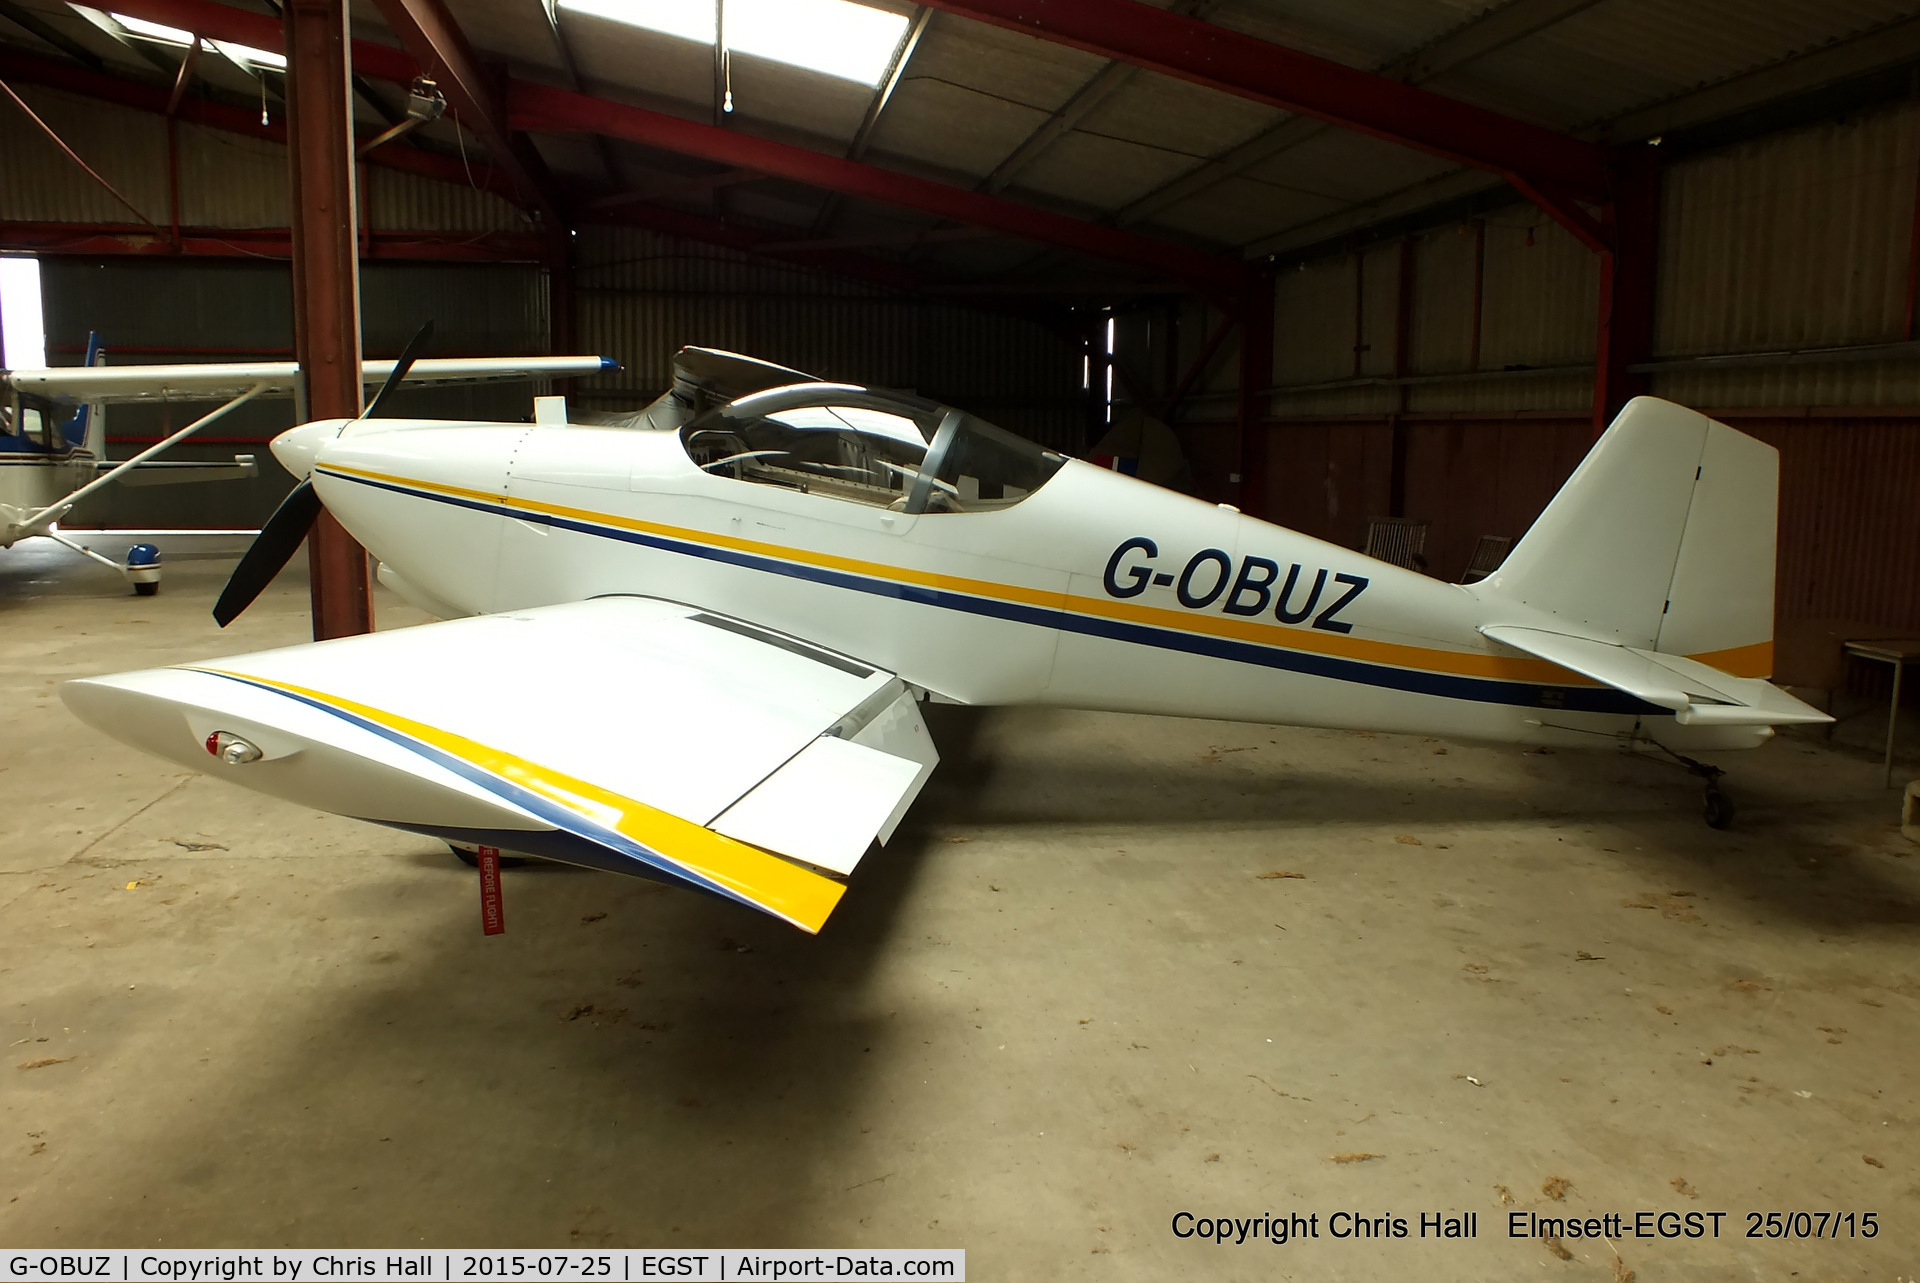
[58,332,108,457]
[81,332,106,459]
[1478,397,1777,672]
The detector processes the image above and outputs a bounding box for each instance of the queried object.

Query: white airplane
[61,346,1830,935]
[3,328,613,591]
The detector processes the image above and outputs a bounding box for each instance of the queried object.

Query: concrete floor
[2,538,1917,1280]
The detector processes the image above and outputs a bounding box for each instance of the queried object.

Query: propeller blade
[362,320,435,419]
[212,479,322,627]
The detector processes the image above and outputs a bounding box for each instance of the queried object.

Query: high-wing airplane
[3,332,613,590]
[62,346,1830,934]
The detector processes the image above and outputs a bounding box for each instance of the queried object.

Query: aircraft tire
[1703,785,1735,830]
[134,581,159,596]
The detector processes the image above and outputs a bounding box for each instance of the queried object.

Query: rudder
[1479,397,1776,674]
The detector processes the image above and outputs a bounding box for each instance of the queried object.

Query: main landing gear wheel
[1702,782,1736,830]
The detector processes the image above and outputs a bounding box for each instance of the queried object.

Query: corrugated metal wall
[4,85,542,527]
[571,226,1086,451]
[0,84,170,224]
[4,85,1087,522]
[1144,97,1920,640]
[46,259,548,528]
[0,83,527,232]
[1653,103,1920,407]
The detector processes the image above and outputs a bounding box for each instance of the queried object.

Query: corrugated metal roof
[8,0,1920,304]
[1469,0,1920,129]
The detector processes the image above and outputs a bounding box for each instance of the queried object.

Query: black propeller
[212,480,322,626]
[364,320,434,419]
[212,321,434,627]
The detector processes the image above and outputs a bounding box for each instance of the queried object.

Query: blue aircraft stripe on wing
[323,468,1658,717]
[195,668,759,911]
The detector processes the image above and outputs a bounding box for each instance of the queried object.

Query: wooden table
[1843,638,1920,787]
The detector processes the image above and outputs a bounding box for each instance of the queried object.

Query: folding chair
[1362,517,1429,571]
[1458,534,1512,584]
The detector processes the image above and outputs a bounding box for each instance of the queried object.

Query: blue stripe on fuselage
[321,467,1657,717]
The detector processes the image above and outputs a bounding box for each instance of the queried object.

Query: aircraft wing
[98,456,258,486]
[61,598,938,933]
[4,356,617,404]
[1480,625,1830,726]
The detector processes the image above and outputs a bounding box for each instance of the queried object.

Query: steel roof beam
[979,56,1130,196]
[530,0,621,188]
[849,4,930,164]
[918,0,1609,203]
[585,199,933,293]
[100,0,1242,294]
[810,4,928,235]
[979,0,1217,197]
[508,80,1244,294]
[368,0,565,226]
[1114,0,1606,229]
[0,44,519,198]
[0,0,107,71]
[0,219,547,260]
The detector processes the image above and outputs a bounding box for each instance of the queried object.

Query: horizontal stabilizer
[1482,626,1830,727]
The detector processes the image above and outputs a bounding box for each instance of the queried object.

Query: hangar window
[0,255,45,371]
[684,384,1063,514]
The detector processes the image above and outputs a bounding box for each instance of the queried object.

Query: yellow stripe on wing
[199,668,846,934]
[317,462,1768,688]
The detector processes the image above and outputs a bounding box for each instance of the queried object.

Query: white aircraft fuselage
[60,384,1827,930]
[289,415,1767,755]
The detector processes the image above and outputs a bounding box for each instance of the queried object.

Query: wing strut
[3,381,269,545]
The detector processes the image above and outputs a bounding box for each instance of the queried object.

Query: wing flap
[712,734,924,876]
[1481,625,1829,727]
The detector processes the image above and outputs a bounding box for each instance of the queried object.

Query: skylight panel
[73,9,286,71]
[558,0,909,86]
[212,39,286,70]
[112,11,194,45]
[561,0,714,44]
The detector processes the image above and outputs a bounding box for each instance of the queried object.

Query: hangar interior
[2,0,1918,1274]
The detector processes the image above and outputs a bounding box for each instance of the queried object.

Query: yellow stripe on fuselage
[318,462,1775,685]
[199,668,846,933]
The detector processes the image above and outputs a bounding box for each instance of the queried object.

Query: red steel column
[284,0,372,638]
[1235,269,1275,517]
[1592,144,1661,439]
